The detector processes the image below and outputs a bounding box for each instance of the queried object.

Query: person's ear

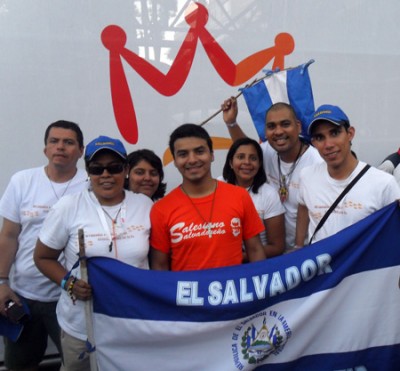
[347,126,355,141]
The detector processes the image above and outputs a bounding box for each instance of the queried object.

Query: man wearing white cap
[295,105,400,246]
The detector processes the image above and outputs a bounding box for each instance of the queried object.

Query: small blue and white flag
[242,61,315,142]
[88,202,400,371]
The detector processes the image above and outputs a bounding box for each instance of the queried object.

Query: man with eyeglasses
[0,121,86,370]
[34,135,153,370]
[295,105,400,246]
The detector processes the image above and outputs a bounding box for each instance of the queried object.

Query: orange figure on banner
[101,2,295,145]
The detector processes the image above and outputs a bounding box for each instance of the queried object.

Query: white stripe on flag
[93,266,400,370]
[264,70,289,104]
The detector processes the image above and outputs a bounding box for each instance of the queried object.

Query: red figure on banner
[101,2,295,144]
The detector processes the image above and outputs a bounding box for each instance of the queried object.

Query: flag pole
[198,60,314,127]
[78,228,98,371]
[198,78,258,127]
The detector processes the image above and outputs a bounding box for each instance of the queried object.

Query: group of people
[0,97,399,370]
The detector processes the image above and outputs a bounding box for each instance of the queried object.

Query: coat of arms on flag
[87,202,400,371]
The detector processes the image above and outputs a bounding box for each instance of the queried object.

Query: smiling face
[173,136,214,185]
[230,144,261,188]
[128,159,160,198]
[310,121,355,173]
[44,127,83,170]
[265,106,302,161]
[87,151,128,205]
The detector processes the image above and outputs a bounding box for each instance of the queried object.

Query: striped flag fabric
[88,202,400,371]
[242,61,315,142]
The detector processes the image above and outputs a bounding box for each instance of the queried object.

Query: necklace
[277,142,304,202]
[45,166,74,201]
[102,205,122,253]
[181,181,217,238]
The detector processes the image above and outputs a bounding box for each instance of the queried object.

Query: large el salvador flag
[241,61,315,142]
[87,202,400,371]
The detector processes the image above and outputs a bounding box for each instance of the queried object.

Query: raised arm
[221,97,247,142]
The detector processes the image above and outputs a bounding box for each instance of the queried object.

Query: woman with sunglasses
[221,138,285,261]
[126,149,167,201]
[34,135,153,371]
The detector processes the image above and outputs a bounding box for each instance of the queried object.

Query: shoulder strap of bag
[308,164,371,245]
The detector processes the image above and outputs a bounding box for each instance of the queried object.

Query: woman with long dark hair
[222,138,285,260]
[126,149,167,201]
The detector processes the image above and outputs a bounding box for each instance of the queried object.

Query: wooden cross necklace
[277,142,304,202]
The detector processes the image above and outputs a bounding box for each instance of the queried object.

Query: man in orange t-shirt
[150,124,266,271]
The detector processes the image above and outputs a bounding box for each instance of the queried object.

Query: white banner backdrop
[0,1,400,194]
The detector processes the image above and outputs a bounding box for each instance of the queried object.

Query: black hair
[222,137,267,194]
[169,123,213,158]
[125,149,167,200]
[44,120,84,148]
[265,102,298,123]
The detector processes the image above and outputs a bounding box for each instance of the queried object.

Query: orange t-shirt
[150,181,264,271]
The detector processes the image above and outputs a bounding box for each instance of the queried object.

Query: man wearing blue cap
[295,105,400,246]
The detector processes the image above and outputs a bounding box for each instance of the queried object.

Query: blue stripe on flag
[89,203,400,370]
[286,66,315,140]
[88,202,400,323]
[242,62,314,141]
[255,344,400,371]
[241,80,273,142]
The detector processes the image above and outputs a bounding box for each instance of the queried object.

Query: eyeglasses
[88,164,125,175]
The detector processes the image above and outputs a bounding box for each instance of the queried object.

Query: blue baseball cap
[85,135,127,162]
[308,105,350,135]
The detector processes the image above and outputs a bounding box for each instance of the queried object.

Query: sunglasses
[88,164,125,175]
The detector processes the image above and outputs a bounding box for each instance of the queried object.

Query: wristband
[60,278,68,290]
[0,278,9,285]
[67,276,77,305]
[226,122,238,128]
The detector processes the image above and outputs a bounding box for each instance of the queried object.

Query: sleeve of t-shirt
[242,190,265,241]
[149,204,171,254]
[260,186,285,219]
[297,168,307,206]
[38,198,71,250]
[382,176,400,207]
[378,160,395,174]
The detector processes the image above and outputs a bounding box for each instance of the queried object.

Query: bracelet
[0,278,9,285]
[60,278,68,290]
[226,122,238,128]
[67,276,77,305]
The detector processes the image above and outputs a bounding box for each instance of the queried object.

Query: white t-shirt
[378,152,400,186]
[248,183,285,245]
[260,141,323,250]
[0,166,87,301]
[39,189,153,340]
[298,161,400,243]
[216,178,285,247]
